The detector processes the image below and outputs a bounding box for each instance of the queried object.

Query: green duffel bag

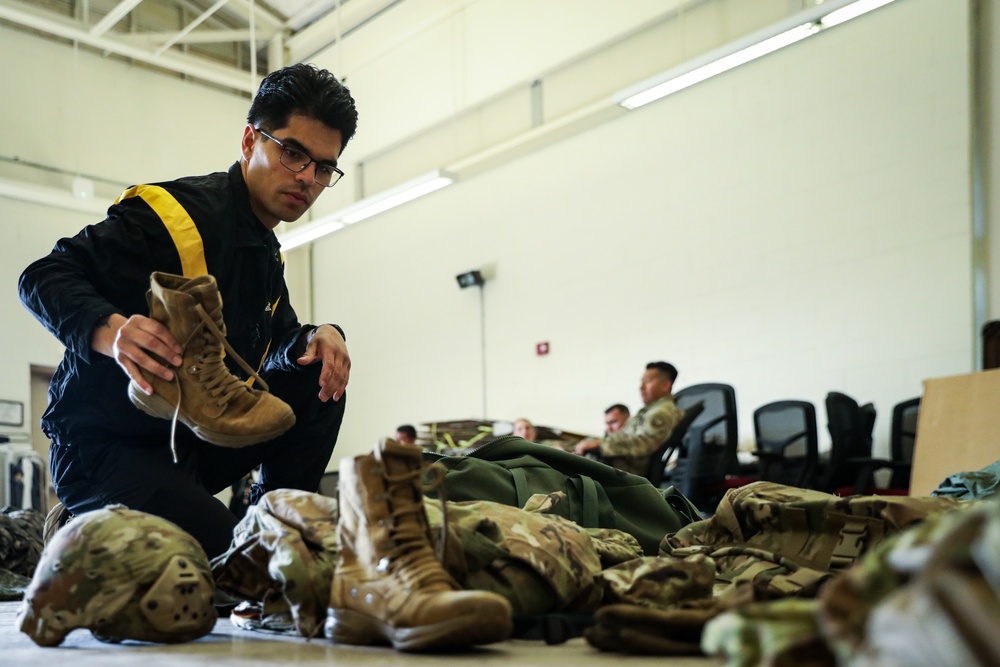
[423,436,701,556]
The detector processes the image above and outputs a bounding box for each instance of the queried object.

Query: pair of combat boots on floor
[126,272,513,650]
[137,272,513,650]
[129,273,512,650]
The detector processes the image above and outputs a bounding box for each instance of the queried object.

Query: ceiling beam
[153,0,230,57]
[224,0,282,31]
[118,28,258,46]
[284,0,342,31]
[286,0,400,62]
[0,0,255,92]
[88,0,144,36]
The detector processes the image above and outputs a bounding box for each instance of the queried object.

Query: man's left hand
[296,324,350,402]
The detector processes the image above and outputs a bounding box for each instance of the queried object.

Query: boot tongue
[378,437,419,458]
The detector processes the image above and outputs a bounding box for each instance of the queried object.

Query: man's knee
[264,363,346,434]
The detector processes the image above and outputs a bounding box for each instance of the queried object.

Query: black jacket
[18,163,311,446]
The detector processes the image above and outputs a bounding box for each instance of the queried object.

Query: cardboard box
[910,368,1000,496]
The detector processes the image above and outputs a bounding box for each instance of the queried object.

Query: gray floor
[1,601,722,666]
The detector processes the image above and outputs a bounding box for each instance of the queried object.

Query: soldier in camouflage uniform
[17,505,217,646]
[576,361,684,476]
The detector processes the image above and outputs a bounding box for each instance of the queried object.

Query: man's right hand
[91,313,183,394]
[574,438,602,456]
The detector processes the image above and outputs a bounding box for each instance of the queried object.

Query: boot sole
[128,382,294,447]
[325,607,513,652]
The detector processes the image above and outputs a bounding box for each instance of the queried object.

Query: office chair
[752,399,819,489]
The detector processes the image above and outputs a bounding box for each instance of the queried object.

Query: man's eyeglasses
[256,128,344,188]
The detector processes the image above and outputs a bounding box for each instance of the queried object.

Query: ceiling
[0,0,399,94]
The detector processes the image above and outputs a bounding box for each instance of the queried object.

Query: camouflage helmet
[17,505,217,647]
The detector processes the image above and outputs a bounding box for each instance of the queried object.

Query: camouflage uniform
[0,508,44,578]
[598,396,683,475]
[1,507,44,601]
[211,489,340,638]
[587,482,961,657]
[17,506,216,646]
[816,497,996,667]
[700,498,997,667]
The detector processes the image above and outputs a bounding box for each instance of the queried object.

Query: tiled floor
[1,601,722,666]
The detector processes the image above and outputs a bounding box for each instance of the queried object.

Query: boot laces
[375,458,453,588]
[164,301,273,464]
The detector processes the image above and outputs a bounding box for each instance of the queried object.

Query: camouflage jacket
[599,396,683,475]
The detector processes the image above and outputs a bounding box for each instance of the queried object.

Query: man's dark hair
[646,361,678,383]
[396,424,417,439]
[604,403,630,415]
[247,63,359,152]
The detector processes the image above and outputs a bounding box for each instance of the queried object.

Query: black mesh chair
[318,470,340,499]
[752,400,819,489]
[888,397,920,489]
[820,391,876,494]
[671,383,743,512]
[646,401,705,488]
[849,396,920,495]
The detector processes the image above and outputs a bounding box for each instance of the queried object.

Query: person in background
[513,418,537,442]
[395,424,418,446]
[574,362,684,476]
[604,403,631,434]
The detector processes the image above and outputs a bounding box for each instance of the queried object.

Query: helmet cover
[17,506,216,646]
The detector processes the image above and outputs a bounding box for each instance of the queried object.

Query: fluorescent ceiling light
[615,0,896,111]
[820,0,896,28]
[618,23,819,110]
[277,219,346,251]
[340,170,455,224]
[0,177,108,214]
[277,169,455,250]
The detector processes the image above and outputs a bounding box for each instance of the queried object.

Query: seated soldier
[604,403,631,434]
[394,424,418,446]
[575,362,683,476]
[513,418,537,442]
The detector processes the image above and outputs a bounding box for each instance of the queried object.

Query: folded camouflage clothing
[586,481,960,656]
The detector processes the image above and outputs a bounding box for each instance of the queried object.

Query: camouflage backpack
[424,436,702,556]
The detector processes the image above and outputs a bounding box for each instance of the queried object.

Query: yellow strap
[116,185,208,277]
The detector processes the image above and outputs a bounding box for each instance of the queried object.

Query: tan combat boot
[327,438,513,651]
[128,272,295,458]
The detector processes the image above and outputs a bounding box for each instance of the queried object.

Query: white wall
[305,0,974,463]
